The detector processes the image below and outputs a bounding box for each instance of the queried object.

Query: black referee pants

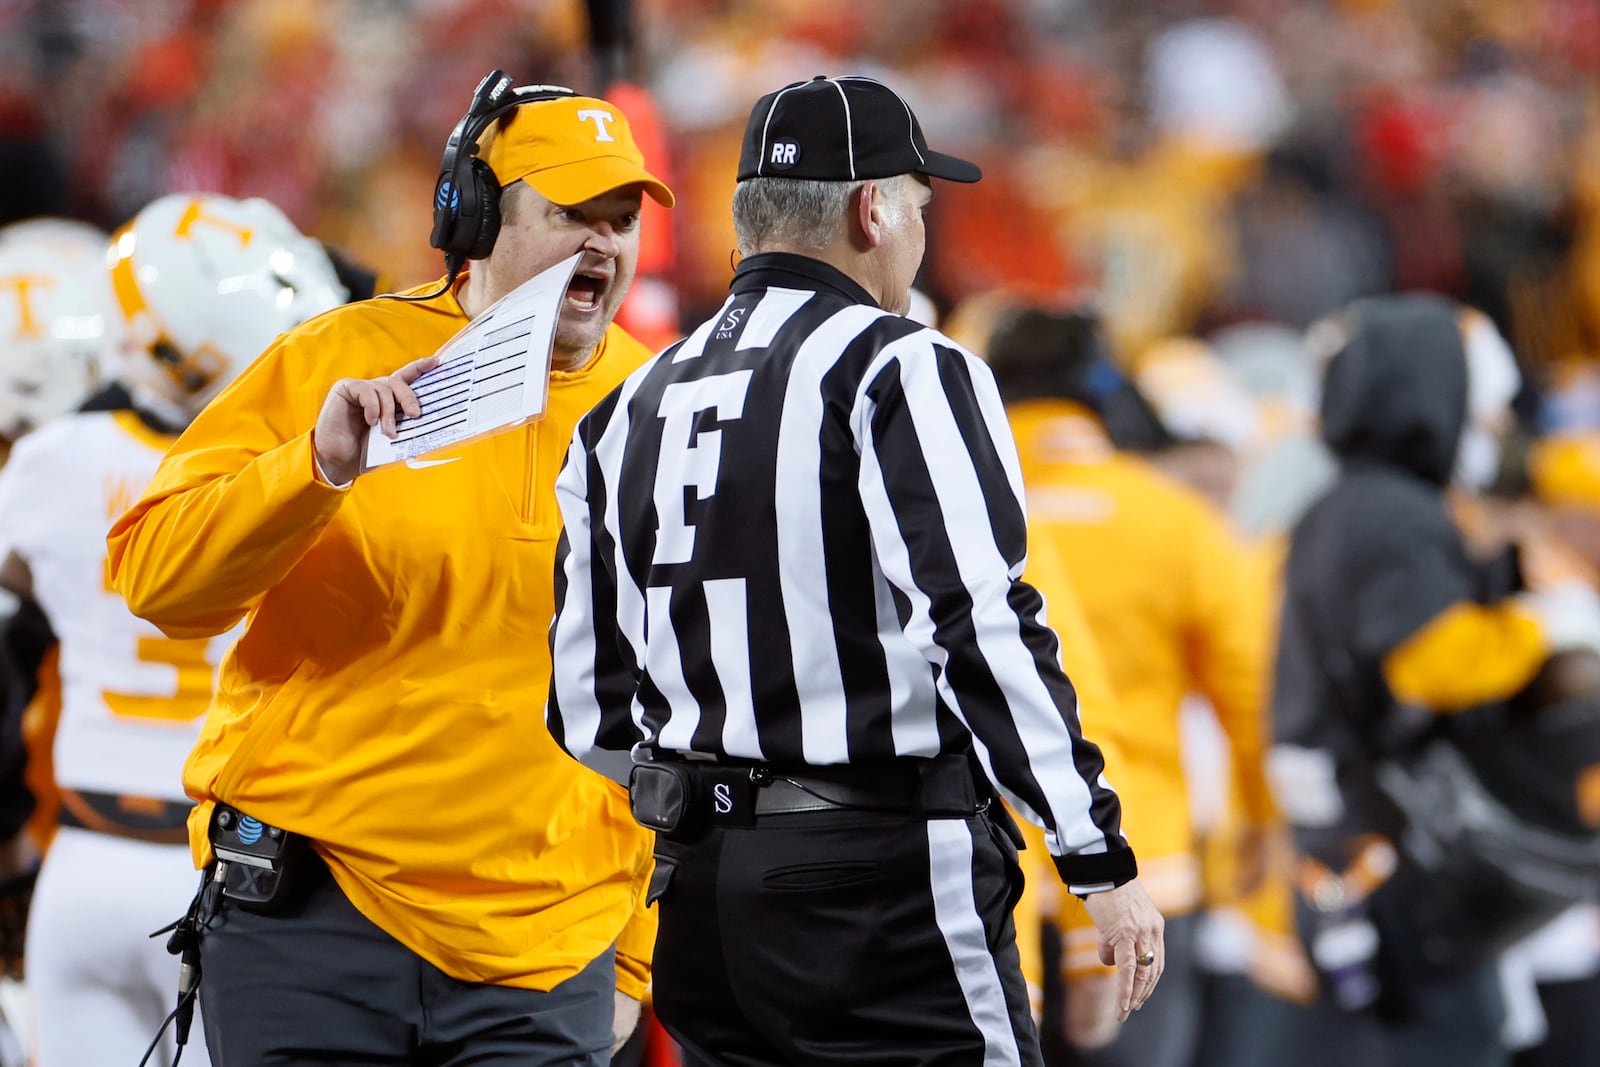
[651,807,1043,1066]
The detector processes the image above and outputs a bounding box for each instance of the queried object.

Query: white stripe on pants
[927,818,1025,1067]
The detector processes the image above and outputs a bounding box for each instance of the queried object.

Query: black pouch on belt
[630,763,759,840]
[207,804,315,915]
[915,753,989,818]
[629,762,709,841]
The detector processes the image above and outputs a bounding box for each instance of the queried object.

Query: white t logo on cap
[576,109,617,142]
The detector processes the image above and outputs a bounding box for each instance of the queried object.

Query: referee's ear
[854,179,884,250]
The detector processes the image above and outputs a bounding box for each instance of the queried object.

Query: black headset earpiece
[429,70,579,274]
[459,156,503,263]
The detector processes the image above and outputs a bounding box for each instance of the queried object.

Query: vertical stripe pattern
[547,254,1130,880]
[927,819,1024,1066]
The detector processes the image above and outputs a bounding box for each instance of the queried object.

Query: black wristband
[1054,846,1138,890]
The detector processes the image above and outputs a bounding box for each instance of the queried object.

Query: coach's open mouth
[566,272,606,313]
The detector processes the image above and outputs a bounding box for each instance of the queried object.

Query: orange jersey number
[100,486,217,723]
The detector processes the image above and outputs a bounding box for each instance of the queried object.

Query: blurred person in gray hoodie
[1270,293,1600,1067]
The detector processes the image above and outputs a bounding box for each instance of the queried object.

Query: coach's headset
[389,69,577,303]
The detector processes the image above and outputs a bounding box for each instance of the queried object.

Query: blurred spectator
[986,306,1277,1067]
[1210,319,1341,538]
[1145,16,1290,155]
[0,0,1594,371]
[1512,429,1600,1066]
[1269,293,1600,1067]
[1223,144,1391,329]
[1134,337,1261,510]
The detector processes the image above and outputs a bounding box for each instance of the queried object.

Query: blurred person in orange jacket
[985,306,1277,1067]
[1147,323,1326,1065]
[1014,542,1131,1059]
[106,73,674,1065]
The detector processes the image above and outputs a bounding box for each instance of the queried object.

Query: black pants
[651,806,1042,1066]
[198,857,615,1065]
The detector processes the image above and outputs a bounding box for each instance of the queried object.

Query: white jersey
[0,409,232,801]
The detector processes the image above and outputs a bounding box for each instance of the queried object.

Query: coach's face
[489,180,643,367]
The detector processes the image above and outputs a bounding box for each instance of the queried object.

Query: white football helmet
[0,217,119,441]
[107,194,347,423]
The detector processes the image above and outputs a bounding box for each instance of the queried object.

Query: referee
[549,74,1163,1064]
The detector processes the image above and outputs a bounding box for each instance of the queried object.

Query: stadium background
[4,0,1600,1064]
[1,0,1597,384]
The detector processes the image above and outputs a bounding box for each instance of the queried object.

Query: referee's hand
[1082,878,1165,1020]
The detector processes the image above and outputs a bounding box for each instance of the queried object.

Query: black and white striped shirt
[549,252,1135,890]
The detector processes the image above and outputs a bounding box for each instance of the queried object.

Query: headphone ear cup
[465,158,502,261]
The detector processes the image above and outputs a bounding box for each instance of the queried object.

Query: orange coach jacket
[1008,400,1275,969]
[107,276,658,997]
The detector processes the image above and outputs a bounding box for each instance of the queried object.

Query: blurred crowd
[1,0,1597,371]
[5,0,1600,1065]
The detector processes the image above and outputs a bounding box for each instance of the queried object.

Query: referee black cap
[738,75,982,184]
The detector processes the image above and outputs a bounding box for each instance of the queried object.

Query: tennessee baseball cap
[485,95,674,208]
[738,75,982,184]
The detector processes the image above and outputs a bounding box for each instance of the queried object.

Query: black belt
[753,777,856,815]
[629,754,989,840]
[58,788,191,844]
[744,757,987,816]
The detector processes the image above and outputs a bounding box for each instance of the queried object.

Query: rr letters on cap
[769,140,800,167]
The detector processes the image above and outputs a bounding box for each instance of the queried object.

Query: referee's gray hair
[733,174,918,255]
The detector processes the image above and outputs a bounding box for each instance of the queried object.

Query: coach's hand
[612,991,641,1053]
[1082,878,1164,1021]
[313,355,438,485]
